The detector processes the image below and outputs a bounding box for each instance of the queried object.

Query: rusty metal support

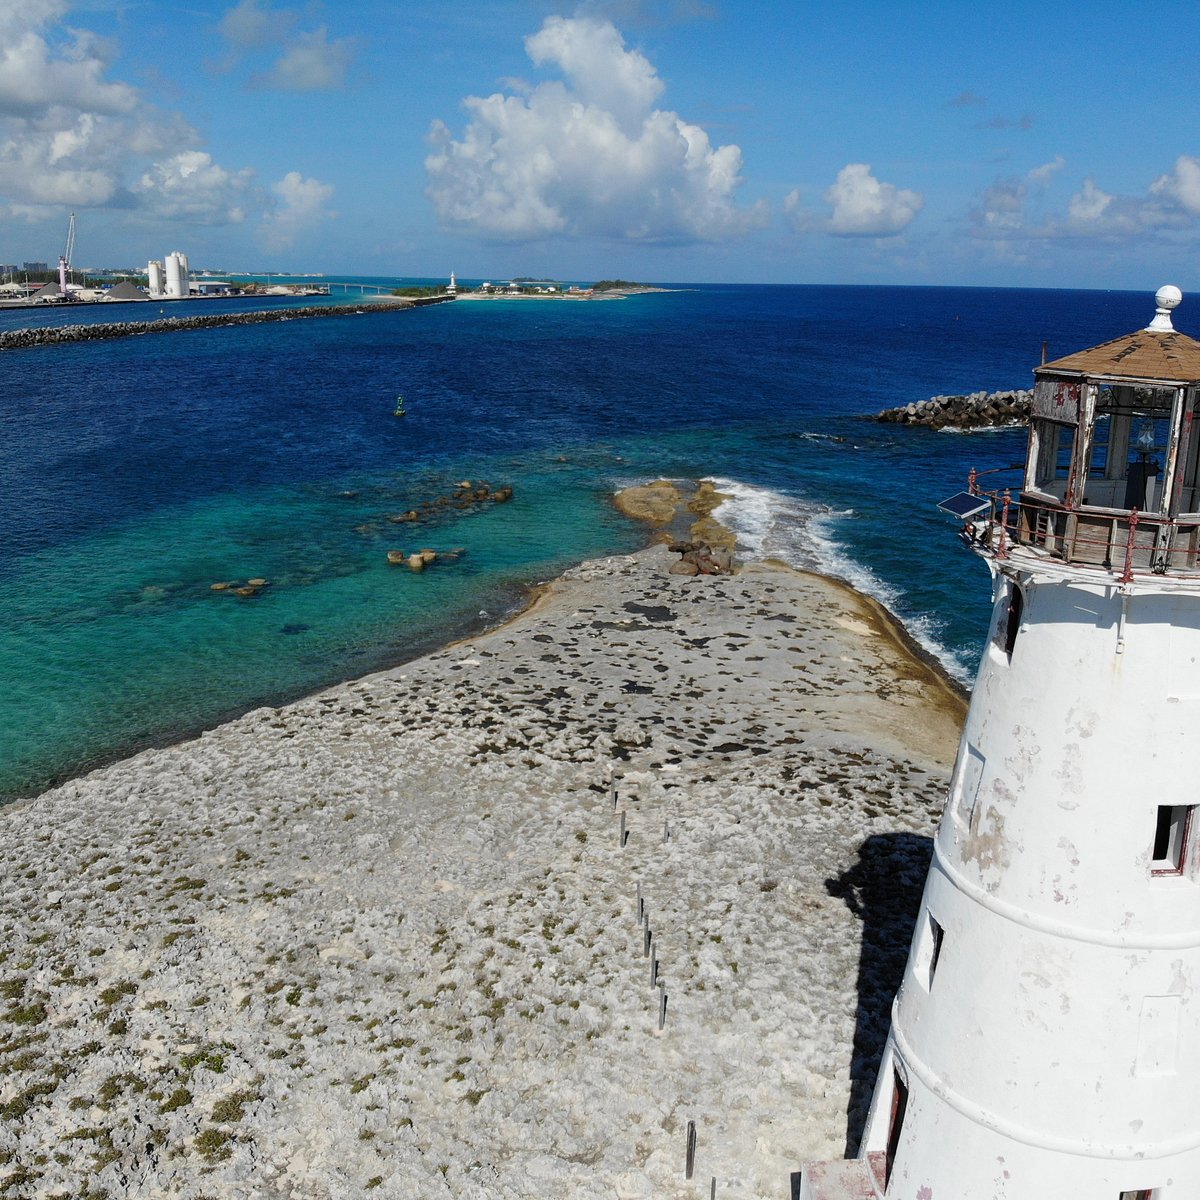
[1120,509,1140,583]
[995,489,1011,559]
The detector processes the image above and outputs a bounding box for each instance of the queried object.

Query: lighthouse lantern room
[799,287,1200,1198]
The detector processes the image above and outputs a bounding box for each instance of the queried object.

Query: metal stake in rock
[685,1119,696,1179]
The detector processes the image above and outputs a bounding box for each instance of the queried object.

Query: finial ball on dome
[1156,284,1182,311]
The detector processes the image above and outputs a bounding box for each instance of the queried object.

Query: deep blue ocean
[0,282,1165,802]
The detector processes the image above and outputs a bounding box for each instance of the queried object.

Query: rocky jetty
[875,388,1031,430]
[0,296,452,353]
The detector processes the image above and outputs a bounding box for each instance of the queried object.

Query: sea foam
[712,476,974,685]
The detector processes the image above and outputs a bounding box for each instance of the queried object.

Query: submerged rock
[613,480,681,524]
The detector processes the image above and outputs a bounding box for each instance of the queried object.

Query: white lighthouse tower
[800,287,1200,1198]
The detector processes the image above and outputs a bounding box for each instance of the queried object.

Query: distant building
[146,250,191,299]
[164,250,189,298]
[23,261,48,273]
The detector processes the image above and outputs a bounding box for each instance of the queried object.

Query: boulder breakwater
[0,295,453,352]
[875,388,1031,430]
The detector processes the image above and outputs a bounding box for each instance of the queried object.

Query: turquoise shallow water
[0,283,1161,801]
[0,449,643,799]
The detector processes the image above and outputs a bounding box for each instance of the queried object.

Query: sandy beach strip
[0,529,965,1199]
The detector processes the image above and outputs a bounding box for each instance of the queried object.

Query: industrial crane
[57,212,75,296]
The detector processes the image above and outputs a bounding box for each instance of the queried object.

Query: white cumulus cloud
[1067,178,1113,224]
[425,15,766,244]
[1149,155,1200,217]
[1027,155,1065,184]
[253,26,357,91]
[260,170,335,250]
[0,3,326,241]
[215,2,358,90]
[824,163,923,237]
[970,158,1067,239]
[217,0,295,50]
[134,151,257,224]
[970,153,1200,243]
[526,15,663,133]
[0,0,137,119]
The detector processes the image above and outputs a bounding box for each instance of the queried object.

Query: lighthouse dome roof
[1037,327,1200,384]
[1037,286,1200,384]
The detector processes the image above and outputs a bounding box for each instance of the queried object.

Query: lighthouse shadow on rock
[799,286,1200,1200]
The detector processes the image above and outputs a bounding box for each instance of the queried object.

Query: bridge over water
[326,282,455,297]
[327,282,398,295]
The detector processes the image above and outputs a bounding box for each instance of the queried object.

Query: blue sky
[3,0,1200,288]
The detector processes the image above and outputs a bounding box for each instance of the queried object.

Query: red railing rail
[964,479,1200,581]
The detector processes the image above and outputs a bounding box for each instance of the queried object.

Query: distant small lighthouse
[800,286,1200,1198]
[448,272,457,296]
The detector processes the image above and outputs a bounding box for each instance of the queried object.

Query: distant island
[456,279,668,302]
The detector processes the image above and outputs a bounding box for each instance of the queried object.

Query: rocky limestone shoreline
[0,296,452,353]
[0,534,965,1200]
[875,388,1031,429]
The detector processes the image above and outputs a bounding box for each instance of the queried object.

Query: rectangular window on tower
[1151,805,1194,875]
[1118,1190,1154,1199]
[884,1068,909,1190]
[913,912,945,991]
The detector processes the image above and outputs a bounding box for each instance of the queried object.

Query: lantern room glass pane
[1083,386,1175,512]
[1032,421,1074,496]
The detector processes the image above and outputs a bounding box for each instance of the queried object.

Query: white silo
[164,251,188,299]
[799,287,1200,1198]
[146,260,164,298]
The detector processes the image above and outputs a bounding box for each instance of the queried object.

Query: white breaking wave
[706,477,829,569]
[936,424,1022,435]
[710,476,974,685]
